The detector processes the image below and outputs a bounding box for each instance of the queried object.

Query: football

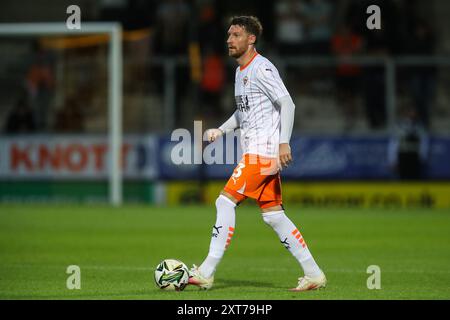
[154,259,190,291]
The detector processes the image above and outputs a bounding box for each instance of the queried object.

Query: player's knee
[262,210,285,227]
[215,194,237,209]
[258,200,283,211]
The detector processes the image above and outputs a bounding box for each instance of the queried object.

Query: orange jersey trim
[240,51,258,71]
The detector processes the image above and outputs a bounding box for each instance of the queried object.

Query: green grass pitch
[0,204,449,300]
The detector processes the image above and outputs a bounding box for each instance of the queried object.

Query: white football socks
[199,195,236,278]
[262,210,322,278]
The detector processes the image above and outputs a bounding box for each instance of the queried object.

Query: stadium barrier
[0,181,154,203]
[1,134,450,207]
[168,181,450,209]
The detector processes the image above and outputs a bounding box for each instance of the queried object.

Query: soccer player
[189,16,326,291]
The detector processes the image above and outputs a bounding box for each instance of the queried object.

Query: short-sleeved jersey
[234,52,290,158]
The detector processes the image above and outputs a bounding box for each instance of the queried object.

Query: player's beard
[229,46,247,58]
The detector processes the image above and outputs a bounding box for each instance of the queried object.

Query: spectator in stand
[153,0,191,56]
[197,2,226,122]
[153,0,191,128]
[199,46,226,121]
[274,0,308,55]
[303,0,333,54]
[331,24,363,132]
[5,97,36,134]
[387,107,429,180]
[198,1,222,53]
[25,41,55,131]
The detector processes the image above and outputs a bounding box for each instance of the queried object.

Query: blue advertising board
[157,135,450,180]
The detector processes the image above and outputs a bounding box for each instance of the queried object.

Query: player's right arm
[206,111,240,142]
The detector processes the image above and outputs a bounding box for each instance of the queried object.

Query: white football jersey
[234,52,290,158]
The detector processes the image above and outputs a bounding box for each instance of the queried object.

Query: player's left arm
[276,95,295,168]
[255,63,295,168]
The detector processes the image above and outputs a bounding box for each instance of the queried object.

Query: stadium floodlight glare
[0,22,123,206]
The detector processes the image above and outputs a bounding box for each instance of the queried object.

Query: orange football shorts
[223,154,282,209]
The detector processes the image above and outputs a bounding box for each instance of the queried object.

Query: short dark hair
[229,15,263,43]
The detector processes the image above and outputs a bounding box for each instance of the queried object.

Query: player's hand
[279,143,292,169]
[205,128,224,142]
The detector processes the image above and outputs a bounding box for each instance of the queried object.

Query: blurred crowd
[2,0,440,140]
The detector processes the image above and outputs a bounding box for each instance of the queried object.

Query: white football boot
[188,265,214,290]
[289,271,327,292]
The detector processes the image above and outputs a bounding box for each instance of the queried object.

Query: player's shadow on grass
[214,279,281,290]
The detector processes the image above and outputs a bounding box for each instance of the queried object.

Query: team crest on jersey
[243,76,249,86]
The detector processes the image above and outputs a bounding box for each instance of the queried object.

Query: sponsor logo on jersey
[243,76,249,86]
[235,95,249,112]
